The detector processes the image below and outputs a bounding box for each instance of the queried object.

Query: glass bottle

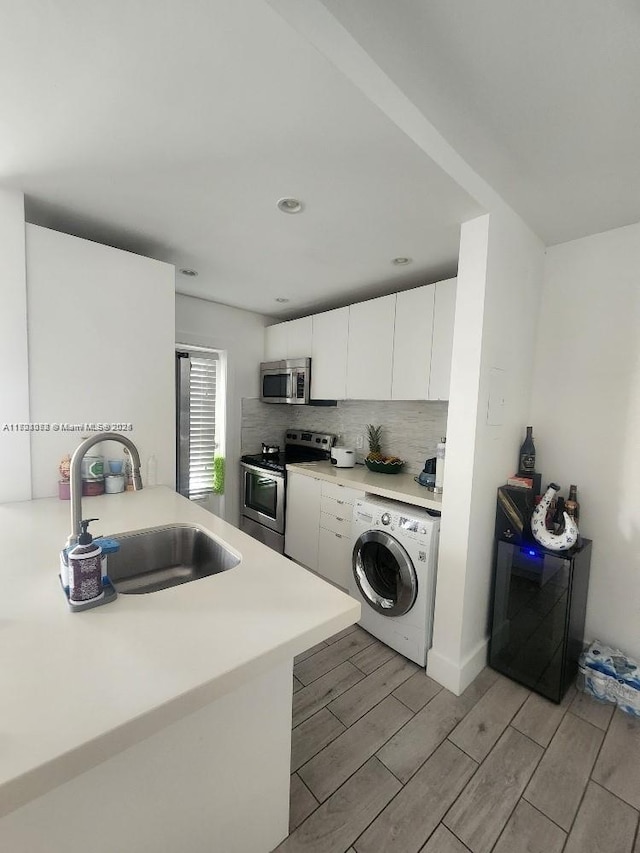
[565,485,580,524]
[552,497,566,533]
[518,426,536,476]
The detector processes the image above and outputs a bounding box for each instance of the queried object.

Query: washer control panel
[354,497,439,541]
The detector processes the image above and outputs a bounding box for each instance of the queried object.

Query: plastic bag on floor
[578,641,640,717]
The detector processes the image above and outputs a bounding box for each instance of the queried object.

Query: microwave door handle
[286,372,293,399]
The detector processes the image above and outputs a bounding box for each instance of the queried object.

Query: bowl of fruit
[364,425,404,474]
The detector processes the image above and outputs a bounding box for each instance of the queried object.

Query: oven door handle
[240,462,285,479]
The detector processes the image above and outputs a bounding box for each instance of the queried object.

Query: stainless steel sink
[107,524,240,594]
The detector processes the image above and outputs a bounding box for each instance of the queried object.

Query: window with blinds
[176,350,219,500]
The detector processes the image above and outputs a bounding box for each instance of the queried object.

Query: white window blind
[188,354,218,500]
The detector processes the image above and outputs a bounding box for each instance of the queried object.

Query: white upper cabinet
[346,294,396,400]
[264,324,287,361]
[264,277,456,400]
[286,316,313,359]
[311,307,349,399]
[391,285,435,400]
[264,316,312,361]
[428,277,457,400]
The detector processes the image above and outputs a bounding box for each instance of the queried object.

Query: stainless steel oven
[260,358,311,404]
[240,430,336,554]
[240,462,286,553]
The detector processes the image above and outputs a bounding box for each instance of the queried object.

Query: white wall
[0,190,31,502]
[27,225,175,499]
[531,221,640,660]
[175,294,267,525]
[428,210,545,693]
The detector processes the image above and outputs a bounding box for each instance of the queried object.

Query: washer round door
[352,529,418,616]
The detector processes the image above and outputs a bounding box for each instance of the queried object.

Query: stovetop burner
[241,451,287,471]
[241,429,336,472]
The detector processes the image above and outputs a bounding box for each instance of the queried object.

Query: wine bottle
[565,485,580,524]
[545,496,556,532]
[518,426,536,476]
[552,497,566,533]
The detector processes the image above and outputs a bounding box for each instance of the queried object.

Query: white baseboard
[427,637,489,695]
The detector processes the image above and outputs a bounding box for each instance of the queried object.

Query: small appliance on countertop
[330,447,356,468]
[415,457,437,488]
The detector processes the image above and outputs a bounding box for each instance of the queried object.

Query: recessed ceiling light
[275,297,290,303]
[179,268,198,277]
[392,257,412,266]
[277,198,304,214]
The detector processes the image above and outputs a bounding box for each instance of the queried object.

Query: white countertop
[286,461,443,512]
[0,487,359,817]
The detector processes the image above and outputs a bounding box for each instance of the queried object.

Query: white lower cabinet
[285,474,363,590]
[284,472,321,572]
[318,526,353,590]
[317,482,363,591]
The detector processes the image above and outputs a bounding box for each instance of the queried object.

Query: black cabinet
[489,539,592,703]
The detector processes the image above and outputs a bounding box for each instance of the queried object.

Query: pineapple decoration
[366,424,384,462]
[365,425,402,467]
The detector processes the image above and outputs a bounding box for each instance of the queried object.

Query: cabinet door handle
[335,533,342,539]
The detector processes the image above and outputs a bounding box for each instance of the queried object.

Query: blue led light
[529,550,536,556]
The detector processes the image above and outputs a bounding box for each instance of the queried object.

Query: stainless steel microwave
[260,358,311,404]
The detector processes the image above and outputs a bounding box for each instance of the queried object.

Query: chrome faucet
[68,432,143,546]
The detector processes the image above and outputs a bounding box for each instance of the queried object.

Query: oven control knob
[381,512,391,526]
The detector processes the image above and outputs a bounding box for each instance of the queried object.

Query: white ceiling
[317,0,640,246]
[1,1,638,317]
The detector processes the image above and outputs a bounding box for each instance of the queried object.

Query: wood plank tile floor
[275,624,640,853]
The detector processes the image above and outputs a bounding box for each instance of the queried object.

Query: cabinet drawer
[320,494,353,522]
[319,510,352,537]
[320,481,363,505]
[318,527,353,591]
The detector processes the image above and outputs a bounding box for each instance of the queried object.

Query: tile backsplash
[241,399,448,476]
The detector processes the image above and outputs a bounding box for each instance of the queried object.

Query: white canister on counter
[330,447,356,468]
[105,473,125,494]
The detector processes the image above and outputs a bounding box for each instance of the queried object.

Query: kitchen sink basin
[107,524,240,594]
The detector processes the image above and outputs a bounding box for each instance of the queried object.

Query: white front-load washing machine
[350,495,440,666]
